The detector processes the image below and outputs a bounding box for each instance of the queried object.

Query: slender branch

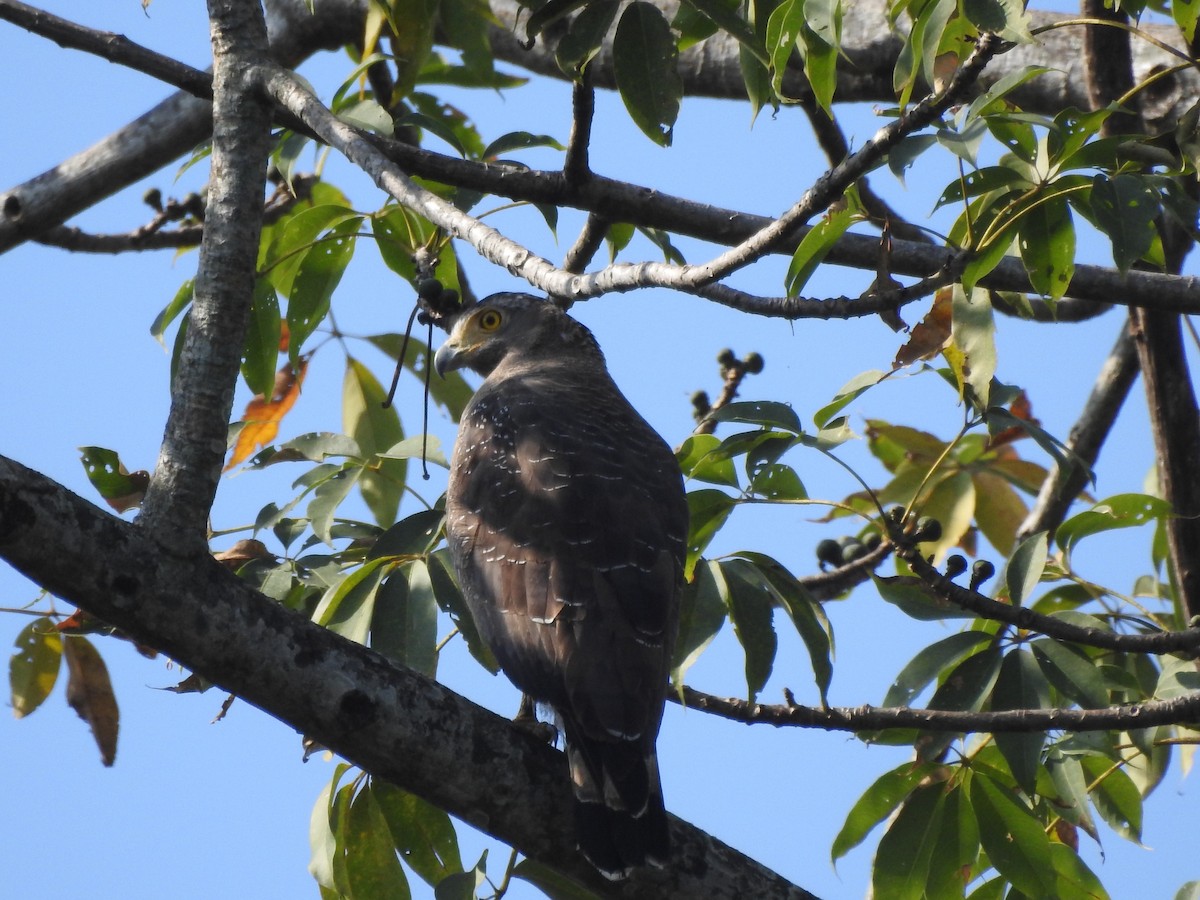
[562,212,610,274]
[1017,322,1140,542]
[897,543,1200,653]
[0,454,814,900]
[798,94,931,245]
[563,74,594,185]
[674,684,1200,733]
[0,0,214,99]
[138,0,273,552]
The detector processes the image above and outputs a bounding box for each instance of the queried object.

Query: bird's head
[433,292,601,378]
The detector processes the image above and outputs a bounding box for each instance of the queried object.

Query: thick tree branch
[0,0,360,255]
[485,0,1200,131]
[139,0,273,551]
[6,5,1200,313]
[1016,322,1140,542]
[0,455,814,900]
[674,684,1200,733]
[1082,0,1200,619]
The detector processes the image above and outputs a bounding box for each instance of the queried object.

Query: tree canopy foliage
[3,0,1200,897]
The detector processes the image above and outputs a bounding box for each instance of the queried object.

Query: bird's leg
[512,693,558,744]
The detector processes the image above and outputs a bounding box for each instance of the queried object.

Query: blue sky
[1,3,1197,898]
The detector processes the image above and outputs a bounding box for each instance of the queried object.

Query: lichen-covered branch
[674,684,1200,733]
[0,454,815,900]
[138,0,273,551]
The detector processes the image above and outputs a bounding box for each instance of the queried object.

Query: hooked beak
[433,340,463,378]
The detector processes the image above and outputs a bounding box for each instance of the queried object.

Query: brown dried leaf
[63,636,119,766]
[893,287,953,369]
[213,539,274,570]
[226,359,308,470]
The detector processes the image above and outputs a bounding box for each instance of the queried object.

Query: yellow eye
[477,309,503,332]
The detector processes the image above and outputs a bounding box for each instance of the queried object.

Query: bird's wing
[445,375,687,745]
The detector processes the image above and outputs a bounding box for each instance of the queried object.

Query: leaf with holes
[287,217,361,363]
[10,616,62,717]
[1090,174,1159,273]
[372,780,463,886]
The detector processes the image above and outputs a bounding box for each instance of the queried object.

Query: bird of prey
[433,292,688,879]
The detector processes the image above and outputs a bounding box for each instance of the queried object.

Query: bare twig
[561,212,610,275]
[897,543,1200,654]
[673,684,1200,733]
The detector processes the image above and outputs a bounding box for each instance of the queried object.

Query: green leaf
[263,204,360,296]
[367,332,473,421]
[765,0,805,98]
[871,782,946,900]
[813,369,886,428]
[312,557,390,645]
[149,278,194,345]
[970,773,1056,897]
[241,279,282,397]
[438,0,494,79]
[1175,881,1200,900]
[832,760,938,862]
[306,464,362,545]
[1090,174,1159,273]
[512,857,600,899]
[428,550,499,674]
[947,284,996,411]
[369,509,445,561]
[10,617,62,717]
[344,358,406,527]
[1031,639,1108,709]
[270,432,364,464]
[371,561,439,676]
[1049,841,1111,899]
[735,551,833,704]
[785,202,857,296]
[1018,194,1075,301]
[287,216,361,362]
[671,560,728,684]
[613,2,683,146]
[676,433,740,488]
[927,785,980,898]
[308,765,353,892]
[1046,749,1099,841]
[720,559,778,702]
[709,400,802,433]
[1081,756,1143,843]
[555,0,621,73]
[78,447,147,511]
[345,782,411,899]
[1056,493,1171,558]
[372,781,463,885]
[918,646,1003,758]
[481,131,566,160]
[685,0,768,64]
[874,572,976,622]
[799,0,841,113]
[882,630,994,708]
[748,463,807,500]
[992,648,1050,795]
[1175,0,1200,41]
[1005,530,1048,606]
[684,490,736,579]
[963,0,1032,41]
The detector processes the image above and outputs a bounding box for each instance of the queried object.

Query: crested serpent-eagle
[433,292,688,879]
